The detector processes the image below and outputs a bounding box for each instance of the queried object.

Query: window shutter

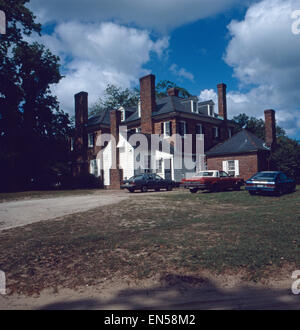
[161,123,164,134]
[235,160,240,176]
[169,121,172,136]
[222,161,228,172]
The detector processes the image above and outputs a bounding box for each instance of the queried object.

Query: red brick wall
[153,118,222,152]
[217,83,227,121]
[207,153,259,180]
[140,74,156,134]
[264,109,276,149]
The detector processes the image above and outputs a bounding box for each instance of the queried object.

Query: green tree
[232,113,285,139]
[232,113,300,180]
[90,80,192,117]
[90,84,139,117]
[0,0,70,191]
[155,80,191,99]
[271,136,300,180]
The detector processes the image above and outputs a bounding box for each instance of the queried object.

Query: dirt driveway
[0,191,128,231]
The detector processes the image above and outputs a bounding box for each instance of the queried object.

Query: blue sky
[27,0,300,139]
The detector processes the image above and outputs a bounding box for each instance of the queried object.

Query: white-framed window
[191,100,198,113]
[213,126,219,139]
[90,159,100,177]
[178,121,187,137]
[136,127,142,133]
[156,158,163,173]
[196,124,203,135]
[208,104,214,116]
[88,133,94,148]
[222,160,239,177]
[70,137,74,151]
[120,108,125,122]
[162,121,172,137]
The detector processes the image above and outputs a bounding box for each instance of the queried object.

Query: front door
[164,159,172,181]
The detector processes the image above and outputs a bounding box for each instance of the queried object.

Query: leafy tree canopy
[0,0,70,191]
[232,113,300,180]
[89,84,139,117]
[90,80,192,117]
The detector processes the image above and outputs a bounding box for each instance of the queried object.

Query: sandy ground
[0,274,299,310]
[0,191,128,231]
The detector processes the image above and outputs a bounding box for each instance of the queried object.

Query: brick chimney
[167,88,180,97]
[217,83,227,121]
[74,92,88,176]
[140,74,156,134]
[264,109,276,149]
[109,109,123,189]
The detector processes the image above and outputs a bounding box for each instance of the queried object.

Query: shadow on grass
[38,274,299,310]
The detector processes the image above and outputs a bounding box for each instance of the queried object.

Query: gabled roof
[206,129,270,156]
[86,95,225,127]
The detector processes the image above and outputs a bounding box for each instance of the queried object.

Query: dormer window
[191,101,197,113]
[198,100,215,117]
[120,107,125,122]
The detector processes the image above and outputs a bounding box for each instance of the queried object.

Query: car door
[277,173,287,193]
[155,174,165,189]
[219,171,231,189]
[146,174,156,190]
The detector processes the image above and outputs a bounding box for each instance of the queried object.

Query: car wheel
[128,188,134,193]
[234,183,241,191]
[190,188,198,194]
[275,187,283,197]
[249,191,256,195]
[166,185,173,191]
[155,188,160,192]
[211,184,220,193]
[141,186,148,193]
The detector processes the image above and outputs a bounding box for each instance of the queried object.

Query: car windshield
[129,175,144,180]
[195,171,215,177]
[251,172,277,181]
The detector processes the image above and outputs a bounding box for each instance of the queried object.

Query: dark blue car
[245,171,296,196]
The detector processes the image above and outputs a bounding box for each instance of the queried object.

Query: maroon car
[181,170,244,193]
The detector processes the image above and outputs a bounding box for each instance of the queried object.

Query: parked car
[245,171,296,196]
[181,170,244,193]
[121,173,176,193]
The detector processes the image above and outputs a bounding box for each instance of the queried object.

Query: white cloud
[199,89,218,104]
[28,0,244,33]
[170,64,194,81]
[223,0,300,138]
[32,22,169,114]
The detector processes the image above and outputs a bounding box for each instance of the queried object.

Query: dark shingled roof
[86,95,224,127]
[206,129,270,156]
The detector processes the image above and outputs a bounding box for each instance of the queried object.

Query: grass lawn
[0,187,300,295]
[0,189,97,203]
